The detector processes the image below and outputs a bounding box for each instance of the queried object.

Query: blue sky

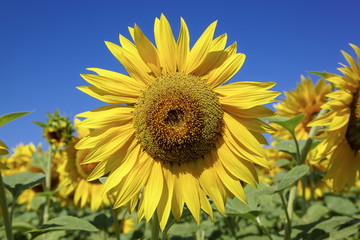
[1,0,360,150]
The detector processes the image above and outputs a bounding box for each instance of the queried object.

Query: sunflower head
[77,14,279,229]
[34,110,74,148]
[273,75,331,140]
[58,119,110,210]
[308,43,360,191]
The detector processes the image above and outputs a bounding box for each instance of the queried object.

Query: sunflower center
[75,149,98,179]
[346,88,360,152]
[133,73,223,163]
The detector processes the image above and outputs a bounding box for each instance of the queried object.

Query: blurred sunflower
[309,44,360,192]
[273,75,332,140]
[0,140,9,169]
[57,119,111,210]
[77,14,279,230]
[269,76,332,198]
[1,143,61,209]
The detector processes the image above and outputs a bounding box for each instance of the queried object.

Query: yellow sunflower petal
[105,41,151,84]
[134,24,161,77]
[112,158,153,208]
[157,163,174,231]
[185,21,217,73]
[83,127,134,164]
[179,162,201,225]
[176,17,189,73]
[77,86,137,104]
[76,105,133,129]
[154,14,177,73]
[207,53,245,88]
[142,160,164,222]
[210,33,227,51]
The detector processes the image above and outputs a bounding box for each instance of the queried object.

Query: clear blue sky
[1,0,360,150]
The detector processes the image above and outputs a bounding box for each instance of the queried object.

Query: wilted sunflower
[273,75,332,140]
[309,44,360,192]
[77,14,279,230]
[58,119,111,210]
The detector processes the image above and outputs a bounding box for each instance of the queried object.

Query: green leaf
[0,221,35,232]
[309,71,327,78]
[325,195,358,215]
[28,216,98,238]
[275,165,309,192]
[31,152,48,172]
[294,216,360,240]
[274,159,295,167]
[266,113,306,136]
[83,212,114,231]
[303,203,330,223]
[226,182,277,219]
[0,111,32,128]
[3,172,45,199]
[99,176,107,184]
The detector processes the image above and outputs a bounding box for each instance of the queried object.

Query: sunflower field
[1,14,360,240]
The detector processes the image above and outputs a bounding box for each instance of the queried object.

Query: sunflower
[77,14,279,230]
[57,119,111,210]
[273,75,332,140]
[309,44,360,192]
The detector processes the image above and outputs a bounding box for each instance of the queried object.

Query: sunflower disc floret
[134,73,223,163]
[346,88,360,151]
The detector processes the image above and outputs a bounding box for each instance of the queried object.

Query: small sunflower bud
[34,110,74,148]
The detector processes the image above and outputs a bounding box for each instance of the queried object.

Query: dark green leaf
[28,216,98,237]
[0,112,31,128]
[3,172,45,199]
[325,195,358,215]
[294,216,360,240]
[31,152,48,172]
[275,165,309,192]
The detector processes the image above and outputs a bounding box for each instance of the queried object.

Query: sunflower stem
[286,186,297,240]
[112,208,121,240]
[43,144,56,224]
[151,212,160,240]
[256,216,273,240]
[0,171,14,240]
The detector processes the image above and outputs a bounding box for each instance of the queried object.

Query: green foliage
[30,152,48,173]
[324,195,358,216]
[3,172,45,199]
[265,113,306,136]
[28,216,98,238]
[0,112,31,128]
[274,165,309,192]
